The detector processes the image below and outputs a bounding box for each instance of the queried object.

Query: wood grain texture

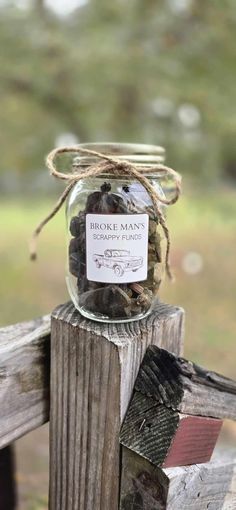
[120,392,222,468]
[0,315,50,448]
[49,301,184,510]
[120,447,167,510]
[165,452,236,509]
[120,447,236,510]
[163,415,222,467]
[135,345,236,420]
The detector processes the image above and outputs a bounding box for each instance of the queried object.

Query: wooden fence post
[49,301,184,510]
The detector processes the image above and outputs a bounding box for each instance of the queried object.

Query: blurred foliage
[0,0,236,189]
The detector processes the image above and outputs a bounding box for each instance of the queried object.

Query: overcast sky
[1,0,192,16]
[0,0,89,16]
[45,0,88,16]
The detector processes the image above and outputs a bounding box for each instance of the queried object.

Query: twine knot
[29,145,182,280]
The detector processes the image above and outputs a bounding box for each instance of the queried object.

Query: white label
[86,214,149,284]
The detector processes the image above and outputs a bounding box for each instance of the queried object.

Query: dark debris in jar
[68,182,163,319]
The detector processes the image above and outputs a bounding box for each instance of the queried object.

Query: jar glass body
[66,143,167,323]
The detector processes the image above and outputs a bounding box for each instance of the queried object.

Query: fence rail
[0,315,50,448]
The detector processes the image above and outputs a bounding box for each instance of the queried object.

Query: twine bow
[29,146,182,280]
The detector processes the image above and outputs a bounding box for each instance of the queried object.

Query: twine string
[30,145,182,280]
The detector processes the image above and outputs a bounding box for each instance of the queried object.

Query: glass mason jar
[66,143,170,323]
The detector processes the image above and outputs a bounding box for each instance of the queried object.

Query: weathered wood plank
[120,447,236,510]
[165,452,236,510]
[135,345,236,420]
[49,301,184,510]
[120,392,222,468]
[120,345,235,471]
[0,315,50,448]
[120,447,167,510]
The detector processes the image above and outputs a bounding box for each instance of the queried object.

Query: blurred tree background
[0,1,236,508]
[0,0,236,191]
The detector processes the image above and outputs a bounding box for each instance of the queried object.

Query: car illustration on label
[93,249,143,277]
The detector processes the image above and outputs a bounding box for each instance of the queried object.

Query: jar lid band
[75,142,165,155]
[73,143,165,169]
